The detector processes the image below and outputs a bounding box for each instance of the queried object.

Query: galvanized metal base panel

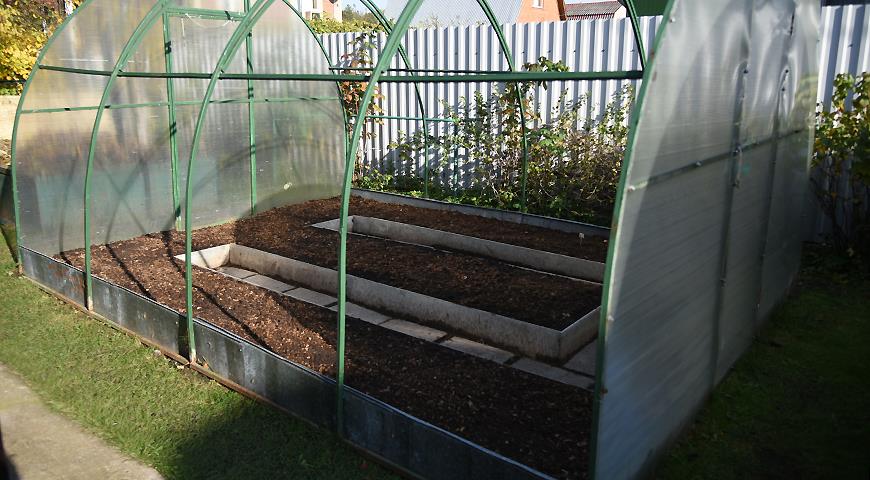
[20,247,85,307]
[342,387,553,480]
[192,320,337,430]
[22,248,560,479]
[91,276,182,355]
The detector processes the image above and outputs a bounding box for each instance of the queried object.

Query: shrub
[812,72,869,254]
[369,58,633,225]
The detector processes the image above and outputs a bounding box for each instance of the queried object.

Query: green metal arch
[82,2,168,310]
[182,0,273,362]
[9,0,102,260]
[358,0,434,197]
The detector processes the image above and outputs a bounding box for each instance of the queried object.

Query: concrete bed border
[351,189,611,238]
[183,243,599,362]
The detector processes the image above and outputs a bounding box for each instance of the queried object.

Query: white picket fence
[320,4,869,176]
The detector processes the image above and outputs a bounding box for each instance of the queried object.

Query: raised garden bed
[54,195,608,479]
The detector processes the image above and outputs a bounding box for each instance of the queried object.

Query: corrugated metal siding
[322,5,867,182]
[381,0,525,26]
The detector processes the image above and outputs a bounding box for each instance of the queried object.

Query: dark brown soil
[181,198,601,330]
[347,196,610,261]
[59,196,600,479]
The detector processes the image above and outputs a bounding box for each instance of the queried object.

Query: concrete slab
[382,319,447,342]
[511,358,594,390]
[440,337,514,363]
[0,363,163,480]
[245,274,294,293]
[328,302,391,325]
[564,340,597,376]
[185,243,598,361]
[179,244,231,269]
[217,266,256,279]
[283,288,336,307]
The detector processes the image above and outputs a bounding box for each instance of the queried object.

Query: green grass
[657,249,870,479]
[0,243,868,480]
[0,246,395,480]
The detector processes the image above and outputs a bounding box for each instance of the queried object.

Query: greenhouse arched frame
[10,0,819,478]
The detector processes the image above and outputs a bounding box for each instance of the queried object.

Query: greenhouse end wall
[593,0,819,478]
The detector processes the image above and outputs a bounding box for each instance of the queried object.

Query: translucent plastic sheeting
[175,102,253,228]
[90,107,176,245]
[41,0,159,70]
[168,16,248,102]
[594,0,818,478]
[20,70,108,111]
[253,89,345,212]
[172,0,245,11]
[15,110,96,254]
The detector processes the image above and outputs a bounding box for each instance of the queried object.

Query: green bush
[361,58,633,225]
[812,72,869,254]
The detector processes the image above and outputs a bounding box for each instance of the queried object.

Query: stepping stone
[512,358,594,390]
[382,319,447,342]
[217,266,256,279]
[441,336,513,364]
[563,340,597,376]
[283,288,336,307]
[329,302,391,325]
[245,274,294,294]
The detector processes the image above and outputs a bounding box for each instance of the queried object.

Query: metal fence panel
[324,5,865,191]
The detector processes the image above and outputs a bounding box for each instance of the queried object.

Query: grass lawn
[0,244,867,479]
[657,248,870,479]
[0,246,395,480]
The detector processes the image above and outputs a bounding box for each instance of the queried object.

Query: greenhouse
[10,0,819,478]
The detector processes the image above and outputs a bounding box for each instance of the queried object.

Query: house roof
[565,1,623,19]
[382,0,525,26]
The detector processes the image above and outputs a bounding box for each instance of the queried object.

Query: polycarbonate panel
[175,102,252,228]
[253,89,345,212]
[715,145,776,379]
[15,110,96,254]
[109,77,168,106]
[90,107,176,245]
[124,19,168,74]
[169,16,243,73]
[20,70,108,111]
[41,0,159,69]
[228,1,332,75]
[595,0,818,478]
[172,0,245,11]
[760,0,819,319]
[168,16,248,102]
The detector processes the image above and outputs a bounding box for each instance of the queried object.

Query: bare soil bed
[59,196,605,479]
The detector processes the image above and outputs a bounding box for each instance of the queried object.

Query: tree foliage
[0,0,82,94]
[812,72,870,253]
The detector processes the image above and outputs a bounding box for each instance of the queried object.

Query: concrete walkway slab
[511,358,594,390]
[381,319,447,342]
[441,337,514,363]
[283,288,336,307]
[564,340,597,376]
[0,363,162,480]
[328,303,391,325]
[216,266,256,279]
[245,274,294,294]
